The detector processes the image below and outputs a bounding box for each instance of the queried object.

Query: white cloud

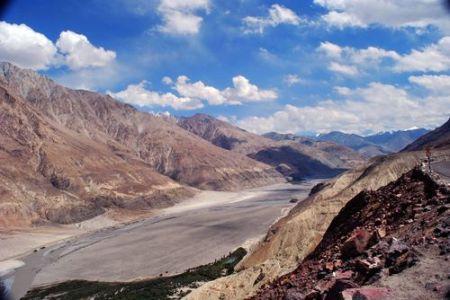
[0,21,57,70]
[174,75,228,105]
[237,82,449,135]
[394,36,450,72]
[0,21,116,72]
[111,75,277,110]
[223,76,278,103]
[328,62,359,76]
[409,74,450,94]
[173,75,277,105]
[157,0,209,35]
[283,74,302,86]
[56,31,116,70]
[318,41,401,76]
[317,39,450,75]
[243,4,301,34]
[314,0,450,33]
[109,81,203,110]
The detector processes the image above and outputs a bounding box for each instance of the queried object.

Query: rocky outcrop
[179,114,365,180]
[253,168,449,300]
[186,150,450,300]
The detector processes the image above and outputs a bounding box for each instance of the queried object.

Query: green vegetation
[23,247,247,300]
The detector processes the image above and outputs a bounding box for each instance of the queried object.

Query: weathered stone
[341,229,372,259]
[340,287,391,300]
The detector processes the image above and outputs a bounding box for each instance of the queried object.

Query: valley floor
[1,181,318,299]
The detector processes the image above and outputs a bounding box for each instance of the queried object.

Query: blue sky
[1,0,449,135]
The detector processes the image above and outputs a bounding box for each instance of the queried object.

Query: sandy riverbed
[2,181,317,299]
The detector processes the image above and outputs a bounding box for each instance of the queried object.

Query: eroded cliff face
[0,62,283,227]
[186,150,450,300]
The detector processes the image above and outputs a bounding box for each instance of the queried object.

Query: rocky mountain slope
[0,62,283,227]
[253,168,449,299]
[179,114,364,180]
[403,118,450,152]
[187,118,450,300]
[318,128,429,157]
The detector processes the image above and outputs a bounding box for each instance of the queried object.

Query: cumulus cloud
[0,21,116,71]
[318,38,450,75]
[394,36,450,72]
[314,0,450,33]
[109,81,204,110]
[243,4,301,34]
[110,75,277,110]
[237,82,449,135]
[0,21,57,70]
[56,31,116,70]
[173,75,277,105]
[157,0,209,35]
[318,41,400,76]
[409,74,450,94]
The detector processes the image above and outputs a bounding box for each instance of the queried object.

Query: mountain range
[317,128,429,157]
[0,62,284,227]
[0,62,365,228]
[178,114,364,180]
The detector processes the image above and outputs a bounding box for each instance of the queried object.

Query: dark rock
[325,279,359,300]
[285,288,305,300]
[341,229,373,259]
[340,287,391,300]
[254,272,265,286]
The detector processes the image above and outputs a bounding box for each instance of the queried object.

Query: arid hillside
[254,168,449,299]
[0,62,284,227]
[179,114,364,180]
[187,117,450,300]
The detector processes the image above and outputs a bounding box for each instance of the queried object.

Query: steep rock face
[179,114,364,180]
[402,118,450,152]
[0,62,283,193]
[254,168,449,300]
[0,84,193,227]
[186,150,450,300]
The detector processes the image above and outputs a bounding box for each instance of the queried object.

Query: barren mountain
[179,114,364,180]
[402,118,450,152]
[0,62,283,227]
[187,121,450,299]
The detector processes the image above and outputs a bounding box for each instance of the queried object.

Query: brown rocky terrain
[253,167,450,299]
[187,118,450,300]
[0,62,283,227]
[179,114,364,180]
[403,118,450,152]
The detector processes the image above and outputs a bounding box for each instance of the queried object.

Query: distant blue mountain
[317,128,430,157]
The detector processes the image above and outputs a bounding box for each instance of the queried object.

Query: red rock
[334,270,353,280]
[341,229,372,259]
[340,287,391,300]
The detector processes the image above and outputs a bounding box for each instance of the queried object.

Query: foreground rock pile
[253,168,450,299]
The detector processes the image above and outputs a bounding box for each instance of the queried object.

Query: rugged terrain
[253,168,449,299]
[0,62,283,227]
[186,118,450,300]
[403,118,450,152]
[179,114,364,180]
[318,129,429,158]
